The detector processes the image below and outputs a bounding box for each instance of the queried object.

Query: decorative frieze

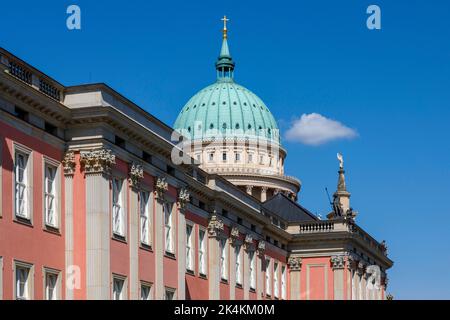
[128,163,144,189]
[177,188,190,210]
[207,213,224,238]
[243,234,255,251]
[288,256,302,271]
[155,176,168,199]
[331,255,346,270]
[80,149,115,175]
[62,151,76,176]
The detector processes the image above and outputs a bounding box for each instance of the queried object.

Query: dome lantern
[215,15,235,80]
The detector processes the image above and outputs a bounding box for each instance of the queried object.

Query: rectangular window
[235,245,242,285]
[274,262,279,298]
[15,151,29,219]
[186,224,194,271]
[248,153,253,163]
[198,229,207,275]
[139,191,151,245]
[235,153,240,162]
[164,202,174,253]
[249,251,256,290]
[140,282,152,300]
[222,152,227,161]
[220,238,228,280]
[113,277,125,300]
[281,265,287,299]
[112,178,125,236]
[209,153,214,162]
[44,164,57,227]
[265,258,271,296]
[164,288,176,300]
[15,263,31,300]
[45,271,59,300]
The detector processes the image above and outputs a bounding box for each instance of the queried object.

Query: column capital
[80,148,116,175]
[207,212,224,238]
[243,234,255,252]
[331,255,346,270]
[288,256,302,271]
[155,176,169,200]
[257,240,266,257]
[230,225,241,246]
[62,150,76,176]
[177,188,190,211]
[128,162,144,189]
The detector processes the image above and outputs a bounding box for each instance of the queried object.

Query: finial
[221,15,229,39]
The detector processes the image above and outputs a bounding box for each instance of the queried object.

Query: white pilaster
[154,198,165,299]
[177,205,186,299]
[129,188,139,300]
[85,172,111,299]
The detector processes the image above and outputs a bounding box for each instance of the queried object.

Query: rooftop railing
[1,52,63,102]
[297,219,387,256]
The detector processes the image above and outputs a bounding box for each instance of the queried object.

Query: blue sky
[2,0,450,299]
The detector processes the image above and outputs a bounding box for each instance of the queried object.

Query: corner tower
[173,17,300,201]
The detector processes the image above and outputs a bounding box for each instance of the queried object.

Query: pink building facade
[0,47,392,300]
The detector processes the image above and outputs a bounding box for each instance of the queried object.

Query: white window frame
[139,190,151,246]
[112,275,126,300]
[140,281,152,300]
[235,152,240,162]
[265,258,271,296]
[220,238,228,280]
[44,267,60,300]
[248,153,253,163]
[112,177,125,237]
[274,262,279,298]
[235,245,242,285]
[249,251,256,290]
[281,265,287,299]
[198,228,207,276]
[14,144,32,221]
[164,287,176,300]
[186,223,194,271]
[164,202,174,254]
[14,261,33,300]
[43,158,60,229]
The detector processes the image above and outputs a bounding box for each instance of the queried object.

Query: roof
[263,193,318,223]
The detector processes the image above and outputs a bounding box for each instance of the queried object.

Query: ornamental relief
[80,149,116,175]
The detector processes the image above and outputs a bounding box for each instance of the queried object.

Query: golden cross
[221,15,229,38]
[221,15,229,30]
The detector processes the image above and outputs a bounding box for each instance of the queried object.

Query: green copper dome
[174,28,280,144]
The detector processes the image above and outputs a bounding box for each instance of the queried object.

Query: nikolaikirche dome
[173,17,300,201]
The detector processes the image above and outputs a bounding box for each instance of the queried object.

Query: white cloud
[285,113,358,146]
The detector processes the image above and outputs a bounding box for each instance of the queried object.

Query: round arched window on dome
[243,102,247,106]
[222,101,226,105]
[248,124,252,130]
[212,102,216,105]
[222,123,227,130]
[188,126,191,132]
[233,101,237,105]
[235,123,240,130]
[193,105,197,109]
[210,123,214,129]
